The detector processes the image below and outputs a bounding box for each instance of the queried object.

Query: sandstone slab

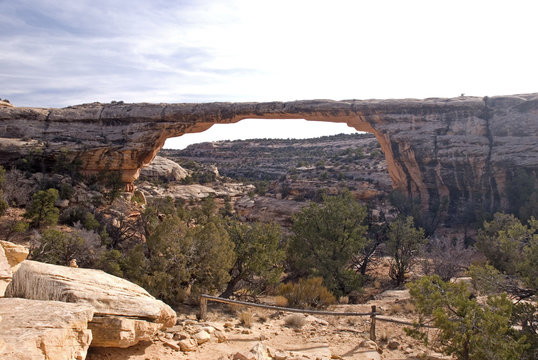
[0,246,11,296]
[140,155,189,181]
[0,241,28,296]
[0,298,94,360]
[0,241,29,272]
[178,338,197,352]
[88,315,162,348]
[193,330,211,344]
[5,260,176,348]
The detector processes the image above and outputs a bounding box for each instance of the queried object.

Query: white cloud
[1,0,537,143]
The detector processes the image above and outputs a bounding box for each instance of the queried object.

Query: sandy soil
[87,258,449,360]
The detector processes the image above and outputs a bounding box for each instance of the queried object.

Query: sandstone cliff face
[0,94,537,220]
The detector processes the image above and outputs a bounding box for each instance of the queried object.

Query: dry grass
[388,300,416,315]
[226,303,242,315]
[338,296,349,304]
[378,330,389,343]
[274,295,288,307]
[284,314,306,329]
[373,280,382,289]
[404,301,416,313]
[257,312,268,323]
[238,311,254,328]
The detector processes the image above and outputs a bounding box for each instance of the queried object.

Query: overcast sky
[2,0,537,148]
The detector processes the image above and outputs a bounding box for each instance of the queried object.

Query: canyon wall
[1,94,537,221]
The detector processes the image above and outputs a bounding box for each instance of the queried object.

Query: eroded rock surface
[0,298,94,360]
[0,241,28,296]
[5,260,176,348]
[0,94,537,220]
[0,241,29,272]
[0,246,11,296]
[140,155,189,182]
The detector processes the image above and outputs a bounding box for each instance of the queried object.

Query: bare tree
[422,236,475,281]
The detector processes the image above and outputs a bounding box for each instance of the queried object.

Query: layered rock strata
[5,260,176,348]
[0,241,29,296]
[0,94,537,219]
[0,298,94,360]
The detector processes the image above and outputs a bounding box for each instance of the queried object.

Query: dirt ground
[88,259,449,360]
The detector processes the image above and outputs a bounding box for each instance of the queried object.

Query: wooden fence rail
[199,294,432,341]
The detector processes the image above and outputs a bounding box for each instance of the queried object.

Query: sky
[2,0,537,148]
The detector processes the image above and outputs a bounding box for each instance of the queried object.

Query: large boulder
[140,156,189,182]
[5,260,176,348]
[0,241,28,296]
[0,246,11,296]
[0,241,29,272]
[0,298,94,360]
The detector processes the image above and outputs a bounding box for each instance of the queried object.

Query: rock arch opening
[1,94,536,224]
[158,118,393,203]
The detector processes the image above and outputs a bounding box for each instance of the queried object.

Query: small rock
[202,325,215,334]
[233,352,251,360]
[269,311,283,319]
[387,341,400,350]
[274,351,288,360]
[359,340,378,350]
[55,199,69,208]
[214,330,227,343]
[250,342,270,360]
[241,329,251,334]
[178,338,197,352]
[173,331,189,340]
[193,330,211,344]
[160,338,180,351]
[224,322,234,328]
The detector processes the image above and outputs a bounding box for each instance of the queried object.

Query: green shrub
[58,183,74,200]
[476,213,538,289]
[278,277,336,309]
[131,190,145,205]
[83,212,100,231]
[30,228,102,267]
[288,191,367,296]
[220,221,285,298]
[60,207,100,231]
[387,216,426,285]
[25,189,59,227]
[407,275,528,360]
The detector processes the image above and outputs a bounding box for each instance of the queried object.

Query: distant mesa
[0,94,537,223]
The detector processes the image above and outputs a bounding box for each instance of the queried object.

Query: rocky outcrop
[0,241,29,272]
[0,94,537,220]
[5,260,176,348]
[0,241,28,296]
[139,181,254,201]
[0,298,94,360]
[139,155,189,182]
[0,246,11,296]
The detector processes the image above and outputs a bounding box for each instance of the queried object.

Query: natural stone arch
[1,94,537,222]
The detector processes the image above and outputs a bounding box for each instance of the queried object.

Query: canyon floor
[88,260,447,360]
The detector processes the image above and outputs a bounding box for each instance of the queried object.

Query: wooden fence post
[369,305,376,341]
[200,296,207,320]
